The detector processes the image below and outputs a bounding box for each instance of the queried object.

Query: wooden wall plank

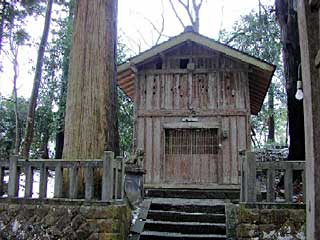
[230,117,239,184]
[208,73,214,109]
[145,118,153,183]
[136,117,145,150]
[180,74,188,109]
[160,74,165,109]
[138,75,146,110]
[222,117,231,184]
[146,74,153,110]
[165,74,173,109]
[153,74,160,110]
[174,74,180,109]
[153,118,161,183]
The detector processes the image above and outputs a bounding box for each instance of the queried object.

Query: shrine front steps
[139,198,227,240]
[145,187,240,202]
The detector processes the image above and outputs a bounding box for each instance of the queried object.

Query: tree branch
[169,0,186,30]
[178,0,194,26]
[225,31,245,44]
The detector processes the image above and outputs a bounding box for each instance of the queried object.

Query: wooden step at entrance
[145,188,240,201]
[144,220,226,235]
[147,210,226,223]
[140,231,227,240]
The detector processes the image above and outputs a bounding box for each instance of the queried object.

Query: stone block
[71,214,86,230]
[237,223,259,238]
[238,207,260,224]
[75,222,93,240]
[99,233,121,240]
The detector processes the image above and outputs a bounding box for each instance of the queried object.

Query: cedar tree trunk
[63,0,119,159]
[275,0,305,160]
[268,83,275,142]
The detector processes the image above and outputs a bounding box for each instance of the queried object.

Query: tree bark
[63,0,119,159]
[267,83,275,142]
[22,0,53,159]
[13,48,20,155]
[54,0,74,159]
[0,0,7,55]
[275,0,305,160]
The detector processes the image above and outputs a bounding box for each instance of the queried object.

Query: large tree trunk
[63,0,119,159]
[267,83,275,142]
[22,0,53,159]
[275,0,305,160]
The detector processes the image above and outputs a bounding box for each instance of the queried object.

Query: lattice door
[164,128,220,184]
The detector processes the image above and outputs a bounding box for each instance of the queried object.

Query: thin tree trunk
[13,49,20,155]
[0,0,7,55]
[40,128,50,159]
[268,83,275,142]
[276,0,305,160]
[22,0,53,159]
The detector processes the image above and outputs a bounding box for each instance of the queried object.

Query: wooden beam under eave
[118,74,134,86]
[125,85,134,93]
[117,69,133,80]
[119,78,134,89]
[127,91,134,99]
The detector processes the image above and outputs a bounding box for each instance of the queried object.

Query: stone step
[145,188,240,201]
[140,231,227,240]
[144,220,226,235]
[150,202,225,214]
[147,209,226,223]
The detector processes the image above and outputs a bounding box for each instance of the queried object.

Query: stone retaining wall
[0,199,131,240]
[228,203,306,239]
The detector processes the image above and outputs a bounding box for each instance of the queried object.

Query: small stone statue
[125,148,146,208]
[126,148,144,167]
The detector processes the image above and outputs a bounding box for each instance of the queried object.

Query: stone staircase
[128,188,239,240]
[140,198,227,240]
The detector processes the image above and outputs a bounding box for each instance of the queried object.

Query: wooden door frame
[162,123,221,185]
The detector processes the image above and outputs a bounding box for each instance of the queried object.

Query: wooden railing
[240,151,305,203]
[0,151,124,201]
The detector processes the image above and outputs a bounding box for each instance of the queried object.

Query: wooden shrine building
[117,29,275,188]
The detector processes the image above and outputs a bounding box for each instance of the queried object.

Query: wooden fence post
[284,166,293,202]
[121,157,125,200]
[267,167,275,202]
[8,155,18,197]
[0,166,4,196]
[39,163,48,199]
[24,164,33,198]
[54,163,63,198]
[69,165,78,199]
[85,167,94,200]
[239,150,246,202]
[102,151,114,201]
[245,152,257,202]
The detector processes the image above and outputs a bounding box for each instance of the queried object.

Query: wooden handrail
[240,151,305,203]
[0,151,125,202]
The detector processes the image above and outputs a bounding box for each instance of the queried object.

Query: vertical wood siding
[134,43,251,185]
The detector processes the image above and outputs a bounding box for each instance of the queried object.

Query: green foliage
[29,0,74,158]
[0,0,134,158]
[118,88,133,155]
[0,95,28,158]
[220,6,286,148]
[117,36,133,155]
